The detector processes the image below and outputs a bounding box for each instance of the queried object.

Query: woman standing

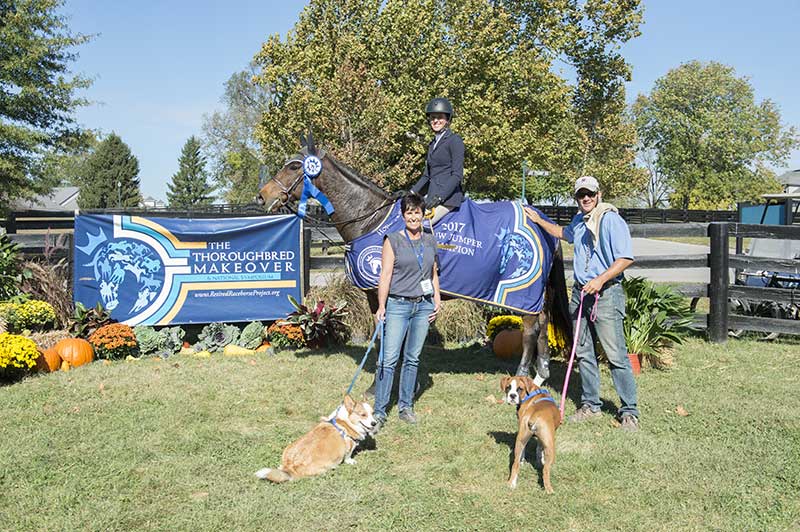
[410,97,465,224]
[374,192,441,428]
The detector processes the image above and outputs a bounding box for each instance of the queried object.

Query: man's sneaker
[567,404,602,423]
[398,409,418,424]
[372,415,386,435]
[620,414,640,432]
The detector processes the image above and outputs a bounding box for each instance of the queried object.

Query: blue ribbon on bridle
[297,155,335,219]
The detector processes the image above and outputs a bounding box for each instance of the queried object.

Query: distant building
[11,187,168,211]
[140,196,167,209]
[777,169,800,194]
[12,186,79,211]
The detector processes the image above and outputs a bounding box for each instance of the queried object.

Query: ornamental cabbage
[238,321,264,349]
[134,325,185,357]
[196,322,240,353]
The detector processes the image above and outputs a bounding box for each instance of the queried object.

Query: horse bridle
[261,153,397,232]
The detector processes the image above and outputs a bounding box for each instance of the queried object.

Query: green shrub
[0,235,22,301]
[622,277,694,368]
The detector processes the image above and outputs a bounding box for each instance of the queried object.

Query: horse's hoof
[535,357,550,380]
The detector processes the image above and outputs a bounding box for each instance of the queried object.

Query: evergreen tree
[0,0,92,212]
[78,134,142,209]
[167,136,215,208]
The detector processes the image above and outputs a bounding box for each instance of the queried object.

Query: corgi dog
[255,395,377,483]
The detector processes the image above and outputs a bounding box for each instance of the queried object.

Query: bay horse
[256,141,571,384]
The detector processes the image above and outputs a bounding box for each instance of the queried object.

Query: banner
[73,214,302,325]
[345,199,557,314]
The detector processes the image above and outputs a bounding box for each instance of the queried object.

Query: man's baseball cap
[574,175,600,193]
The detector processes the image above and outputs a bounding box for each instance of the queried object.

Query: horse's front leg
[534,312,551,385]
[516,315,539,379]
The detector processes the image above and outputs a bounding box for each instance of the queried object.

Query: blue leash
[345,320,384,396]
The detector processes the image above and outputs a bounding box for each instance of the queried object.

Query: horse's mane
[299,147,391,199]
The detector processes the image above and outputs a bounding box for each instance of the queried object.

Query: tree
[0,0,91,212]
[77,134,142,209]
[167,136,215,208]
[252,0,645,202]
[202,65,271,204]
[632,61,799,209]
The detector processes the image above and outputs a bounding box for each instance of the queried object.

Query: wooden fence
[4,211,799,341]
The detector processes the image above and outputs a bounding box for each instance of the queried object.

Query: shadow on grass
[291,342,624,416]
[489,430,548,491]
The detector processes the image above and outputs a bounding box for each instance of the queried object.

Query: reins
[559,290,600,421]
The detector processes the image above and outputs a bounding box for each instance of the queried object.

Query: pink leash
[559,290,600,421]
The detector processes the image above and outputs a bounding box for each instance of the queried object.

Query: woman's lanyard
[404,229,425,271]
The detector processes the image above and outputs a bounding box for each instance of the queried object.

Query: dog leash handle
[559,290,601,421]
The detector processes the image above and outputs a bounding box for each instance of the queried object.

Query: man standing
[527,176,640,432]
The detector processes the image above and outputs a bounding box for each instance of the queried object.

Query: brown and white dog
[500,375,561,493]
[255,395,378,483]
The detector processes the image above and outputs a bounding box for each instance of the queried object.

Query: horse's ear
[307,129,316,156]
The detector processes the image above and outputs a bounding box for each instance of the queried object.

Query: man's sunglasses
[575,190,597,199]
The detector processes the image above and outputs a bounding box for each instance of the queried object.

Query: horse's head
[256,152,306,212]
[257,131,324,213]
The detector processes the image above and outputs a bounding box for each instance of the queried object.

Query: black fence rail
[5,210,799,340]
[1,205,743,234]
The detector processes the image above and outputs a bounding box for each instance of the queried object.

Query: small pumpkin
[255,342,271,352]
[53,338,94,368]
[35,347,62,373]
[493,329,523,359]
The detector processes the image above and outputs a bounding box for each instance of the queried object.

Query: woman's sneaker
[398,409,417,424]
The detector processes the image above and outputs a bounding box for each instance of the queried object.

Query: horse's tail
[546,240,573,351]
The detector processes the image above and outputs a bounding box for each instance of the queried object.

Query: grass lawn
[2,337,799,531]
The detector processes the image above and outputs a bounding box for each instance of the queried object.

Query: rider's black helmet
[425,97,454,119]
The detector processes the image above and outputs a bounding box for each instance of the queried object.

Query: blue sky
[65,0,800,201]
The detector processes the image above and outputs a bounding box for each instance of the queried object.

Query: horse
[256,139,572,384]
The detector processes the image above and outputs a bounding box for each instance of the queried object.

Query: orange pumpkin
[255,342,272,352]
[493,329,523,359]
[53,338,94,367]
[35,347,62,373]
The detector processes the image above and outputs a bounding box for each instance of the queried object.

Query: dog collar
[520,388,555,406]
[328,418,358,442]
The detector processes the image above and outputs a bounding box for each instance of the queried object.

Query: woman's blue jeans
[374,295,434,419]
[571,283,639,418]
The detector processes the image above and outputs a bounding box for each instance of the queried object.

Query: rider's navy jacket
[411,128,465,208]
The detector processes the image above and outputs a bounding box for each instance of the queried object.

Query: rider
[410,97,465,225]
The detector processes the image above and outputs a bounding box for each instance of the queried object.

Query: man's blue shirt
[562,211,634,286]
